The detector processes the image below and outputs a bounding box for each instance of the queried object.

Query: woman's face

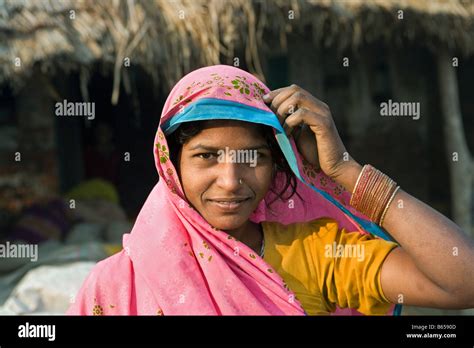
[175,120,274,231]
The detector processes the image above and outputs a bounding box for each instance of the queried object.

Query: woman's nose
[216,162,245,191]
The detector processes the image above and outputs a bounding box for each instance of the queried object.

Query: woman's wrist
[348,164,400,225]
[333,160,363,192]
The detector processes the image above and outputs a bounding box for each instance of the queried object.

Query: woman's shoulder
[67,250,134,315]
[90,249,132,278]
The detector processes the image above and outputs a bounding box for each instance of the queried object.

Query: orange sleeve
[312,219,398,315]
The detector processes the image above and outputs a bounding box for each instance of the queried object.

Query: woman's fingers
[263,85,296,105]
[280,100,332,136]
[284,107,326,134]
[266,86,330,131]
[264,86,298,122]
[276,93,300,120]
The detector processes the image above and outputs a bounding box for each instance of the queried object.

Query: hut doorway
[53,66,164,219]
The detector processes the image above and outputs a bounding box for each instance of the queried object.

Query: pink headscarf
[67,65,395,315]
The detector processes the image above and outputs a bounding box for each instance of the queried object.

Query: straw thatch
[1,0,473,100]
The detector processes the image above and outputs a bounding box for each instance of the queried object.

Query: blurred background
[0,0,472,315]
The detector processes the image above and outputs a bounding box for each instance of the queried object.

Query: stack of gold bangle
[350,164,400,227]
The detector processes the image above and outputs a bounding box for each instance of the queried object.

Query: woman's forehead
[185,121,268,149]
[195,120,264,137]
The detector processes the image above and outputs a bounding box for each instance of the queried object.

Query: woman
[68,65,474,315]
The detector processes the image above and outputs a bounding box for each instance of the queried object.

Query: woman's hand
[263,84,360,187]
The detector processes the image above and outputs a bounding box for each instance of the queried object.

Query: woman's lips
[207,198,251,211]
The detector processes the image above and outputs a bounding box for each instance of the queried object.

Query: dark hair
[166,120,303,211]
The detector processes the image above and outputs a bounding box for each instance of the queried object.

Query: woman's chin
[206,216,250,232]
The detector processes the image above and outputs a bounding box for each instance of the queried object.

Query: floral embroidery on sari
[92,298,104,316]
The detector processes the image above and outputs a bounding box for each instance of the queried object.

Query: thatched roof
[1,0,473,100]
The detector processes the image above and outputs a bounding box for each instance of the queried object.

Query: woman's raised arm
[263,84,474,309]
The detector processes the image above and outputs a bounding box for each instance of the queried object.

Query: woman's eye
[194,151,266,162]
[196,153,216,160]
[254,152,268,161]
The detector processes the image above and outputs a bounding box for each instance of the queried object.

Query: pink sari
[67,65,397,315]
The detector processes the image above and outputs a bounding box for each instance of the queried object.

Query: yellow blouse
[261,218,398,315]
